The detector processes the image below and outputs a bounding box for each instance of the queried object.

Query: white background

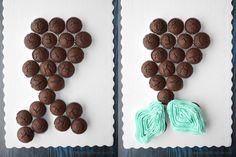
[3,0,114,148]
[121,0,233,148]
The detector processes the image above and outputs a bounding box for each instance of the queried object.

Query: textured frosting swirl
[135,101,166,144]
[167,99,205,135]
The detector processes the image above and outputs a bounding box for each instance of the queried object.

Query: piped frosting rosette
[167,99,205,135]
[135,101,166,144]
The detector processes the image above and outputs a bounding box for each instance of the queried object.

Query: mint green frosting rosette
[167,99,206,135]
[135,101,166,144]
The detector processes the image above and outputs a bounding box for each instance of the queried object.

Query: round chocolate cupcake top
[149,75,166,91]
[16,110,32,126]
[71,118,87,134]
[29,101,46,118]
[176,62,193,78]
[49,17,65,34]
[166,75,183,91]
[38,88,56,104]
[50,47,67,63]
[185,18,201,34]
[186,48,203,64]
[194,32,210,49]
[24,33,41,49]
[59,33,74,48]
[50,99,66,116]
[32,118,48,133]
[66,17,82,33]
[54,116,71,132]
[58,61,75,78]
[151,47,167,63]
[40,60,57,76]
[22,60,39,77]
[168,18,184,35]
[143,33,159,50]
[141,60,158,78]
[75,31,92,48]
[48,74,65,91]
[66,102,83,119]
[159,60,175,77]
[42,33,57,48]
[157,89,174,104]
[150,18,167,35]
[67,47,84,64]
[160,33,176,49]
[17,127,34,143]
[177,33,193,49]
[32,47,49,62]
[169,47,185,63]
[30,74,47,91]
[31,18,48,34]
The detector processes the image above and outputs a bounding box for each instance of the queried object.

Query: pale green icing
[135,101,166,144]
[167,99,206,135]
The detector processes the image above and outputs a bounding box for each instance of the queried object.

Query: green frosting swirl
[167,99,206,135]
[135,101,166,144]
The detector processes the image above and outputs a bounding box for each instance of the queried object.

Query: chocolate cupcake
[151,47,167,63]
[160,33,176,49]
[29,101,46,118]
[141,61,158,78]
[66,102,83,119]
[40,60,57,76]
[143,33,159,50]
[166,75,183,91]
[17,127,34,143]
[24,33,41,49]
[185,18,201,34]
[38,88,56,104]
[48,74,65,91]
[177,33,193,49]
[32,118,48,133]
[16,110,32,126]
[67,47,84,64]
[168,18,184,35]
[31,18,48,34]
[50,47,67,63]
[50,99,66,116]
[157,89,174,104]
[54,116,71,131]
[159,60,175,77]
[42,33,57,48]
[169,47,185,63]
[149,75,166,91]
[186,48,203,64]
[75,31,92,48]
[194,32,210,49]
[49,17,65,34]
[22,60,39,77]
[32,47,49,62]
[176,62,193,78]
[71,118,87,134]
[59,33,74,48]
[58,61,75,78]
[66,17,82,33]
[150,18,167,35]
[30,74,47,91]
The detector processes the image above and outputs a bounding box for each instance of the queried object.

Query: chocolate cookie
[168,18,184,35]
[159,60,175,77]
[176,62,193,78]
[185,18,201,34]
[30,74,47,91]
[160,33,176,49]
[166,75,183,91]
[66,102,83,119]
[141,61,158,78]
[40,60,57,76]
[66,17,82,33]
[32,118,48,133]
[194,32,210,49]
[48,74,65,91]
[151,47,167,63]
[22,60,39,77]
[75,31,92,48]
[38,88,56,104]
[150,18,167,35]
[157,89,174,104]
[42,33,57,48]
[58,61,75,78]
[67,47,84,63]
[149,75,166,91]
[16,110,32,126]
[59,33,74,48]
[143,33,159,50]
[24,33,41,49]
[29,101,46,118]
[50,47,67,63]
[54,116,71,131]
[49,17,65,34]
[177,33,193,49]
[169,47,185,63]
[17,127,34,143]
[71,118,87,134]
[186,48,203,64]
[32,47,49,62]
[31,18,48,34]
[50,99,66,116]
